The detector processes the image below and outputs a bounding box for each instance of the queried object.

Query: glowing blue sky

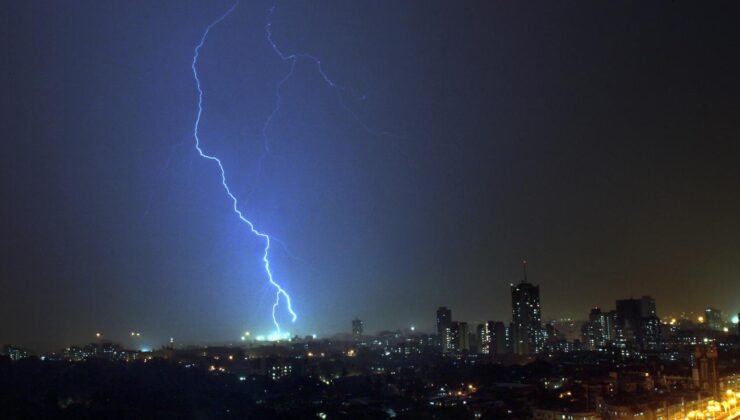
[2,0,740,351]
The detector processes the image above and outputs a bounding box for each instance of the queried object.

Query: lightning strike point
[191,0,297,335]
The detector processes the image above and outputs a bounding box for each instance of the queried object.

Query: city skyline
[6,271,739,354]
[2,0,740,353]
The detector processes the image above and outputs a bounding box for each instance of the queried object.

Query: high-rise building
[477,322,492,355]
[640,296,656,317]
[436,306,452,351]
[510,260,543,355]
[640,316,661,350]
[704,307,723,331]
[449,321,470,352]
[615,298,642,344]
[604,310,617,342]
[351,318,364,336]
[616,296,660,350]
[492,321,510,354]
[477,321,508,355]
[616,298,640,346]
[583,307,619,350]
[584,307,605,349]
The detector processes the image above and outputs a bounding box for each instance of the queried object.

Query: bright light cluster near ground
[254,332,292,342]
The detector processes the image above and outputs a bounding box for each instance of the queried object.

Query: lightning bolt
[191,0,296,335]
[191,0,386,337]
[259,2,393,169]
[254,4,338,175]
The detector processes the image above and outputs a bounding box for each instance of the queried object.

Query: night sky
[2,1,740,352]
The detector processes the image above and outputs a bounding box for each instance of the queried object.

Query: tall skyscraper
[583,307,617,349]
[604,310,617,342]
[705,307,723,331]
[640,315,661,350]
[351,318,364,336]
[583,307,606,349]
[477,322,492,355]
[510,260,543,355]
[449,321,470,352]
[492,321,510,354]
[436,306,452,352]
[615,298,642,346]
[616,296,659,350]
[478,321,508,355]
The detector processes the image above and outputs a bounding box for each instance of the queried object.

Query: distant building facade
[511,261,543,355]
[2,345,29,361]
[704,307,723,331]
[477,322,492,354]
[583,307,616,349]
[436,306,453,352]
[352,318,364,336]
[615,296,660,350]
[449,321,470,352]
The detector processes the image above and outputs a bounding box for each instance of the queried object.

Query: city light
[255,331,291,342]
[682,389,740,419]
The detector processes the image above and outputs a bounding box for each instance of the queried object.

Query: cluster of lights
[255,331,291,342]
[665,314,739,327]
[438,384,478,398]
[558,391,573,399]
[683,389,739,419]
[239,330,310,342]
